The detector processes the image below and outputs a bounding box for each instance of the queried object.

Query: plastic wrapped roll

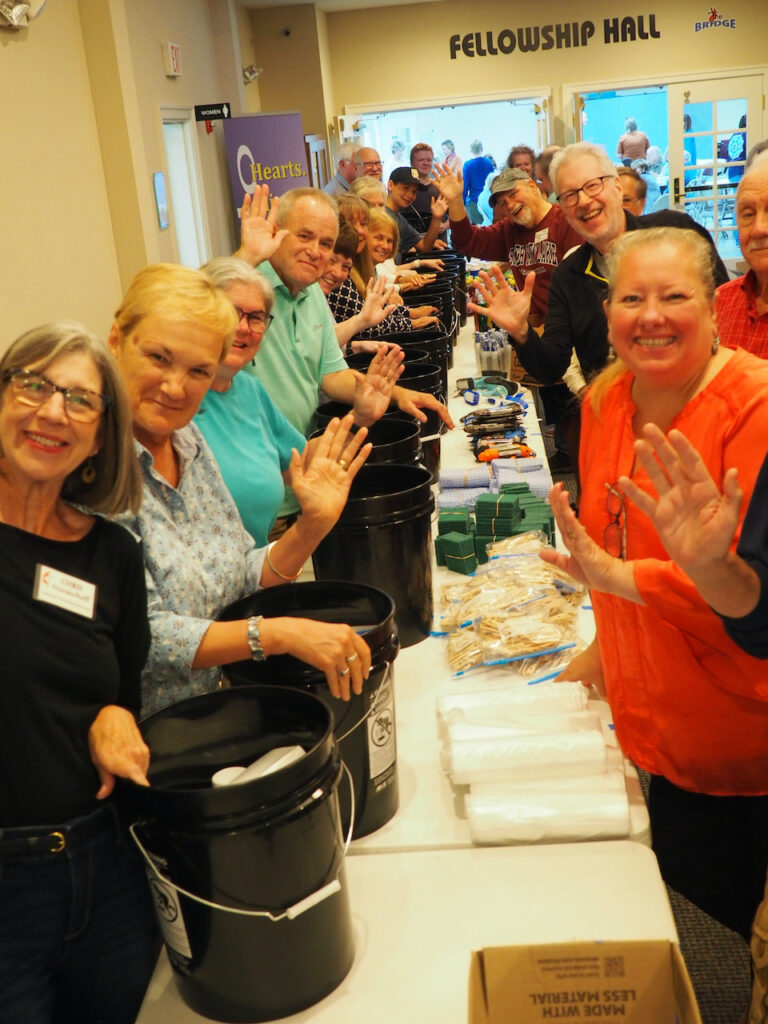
[466,787,630,844]
[448,729,607,785]
[439,712,604,764]
[436,681,589,734]
[470,767,626,798]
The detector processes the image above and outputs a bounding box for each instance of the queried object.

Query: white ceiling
[240,0,444,12]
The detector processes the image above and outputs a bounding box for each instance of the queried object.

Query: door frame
[159,105,212,267]
[562,65,766,144]
[340,88,552,150]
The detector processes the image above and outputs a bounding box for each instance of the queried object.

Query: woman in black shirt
[0,322,156,1024]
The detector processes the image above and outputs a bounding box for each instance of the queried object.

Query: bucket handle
[335,661,391,745]
[129,761,355,923]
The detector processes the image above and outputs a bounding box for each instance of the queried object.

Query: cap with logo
[389,166,421,186]
[489,167,531,206]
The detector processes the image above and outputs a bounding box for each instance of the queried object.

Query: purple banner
[223,112,310,212]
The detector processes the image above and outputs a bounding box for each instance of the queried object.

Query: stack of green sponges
[434,483,556,572]
[516,495,555,542]
[474,493,522,538]
[437,508,473,536]
[438,531,478,575]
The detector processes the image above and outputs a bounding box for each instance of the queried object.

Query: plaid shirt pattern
[716,271,768,359]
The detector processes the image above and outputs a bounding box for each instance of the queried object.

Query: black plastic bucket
[121,686,354,1023]
[314,400,418,432]
[373,327,452,394]
[312,464,435,647]
[220,581,399,840]
[345,346,430,372]
[394,361,446,478]
[311,416,422,467]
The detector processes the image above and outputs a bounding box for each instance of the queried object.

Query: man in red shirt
[717,157,768,359]
[433,164,582,323]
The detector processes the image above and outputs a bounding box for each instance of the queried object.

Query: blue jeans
[0,805,158,1024]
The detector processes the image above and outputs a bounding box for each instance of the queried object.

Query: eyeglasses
[557,175,615,209]
[234,307,274,332]
[357,160,382,169]
[2,368,109,422]
[603,482,627,561]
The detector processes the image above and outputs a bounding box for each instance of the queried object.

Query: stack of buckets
[120,260,463,1022]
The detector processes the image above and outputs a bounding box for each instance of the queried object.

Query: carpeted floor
[668,886,751,1024]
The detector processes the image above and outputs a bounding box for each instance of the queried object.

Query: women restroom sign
[223,113,310,209]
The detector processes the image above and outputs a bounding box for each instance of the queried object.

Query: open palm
[619,425,742,573]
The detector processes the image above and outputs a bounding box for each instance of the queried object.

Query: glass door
[667,76,763,262]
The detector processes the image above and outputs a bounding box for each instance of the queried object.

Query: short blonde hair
[113,263,238,361]
[0,322,143,513]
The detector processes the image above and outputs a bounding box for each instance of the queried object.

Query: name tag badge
[33,564,97,620]
[534,228,549,243]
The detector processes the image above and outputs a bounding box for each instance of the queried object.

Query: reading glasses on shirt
[3,368,109,422]
[234,307,274,332]
[557,175,615,209]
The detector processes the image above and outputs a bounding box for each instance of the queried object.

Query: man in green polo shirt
[237,186,453,521]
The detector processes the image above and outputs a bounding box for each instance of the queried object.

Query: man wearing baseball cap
[433,160,585,476]
[433,163,582,322]
[385,166,449,260]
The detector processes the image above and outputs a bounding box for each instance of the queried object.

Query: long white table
[350,326,649,854]
[138,842,676,1024]
[137,317,663,1023]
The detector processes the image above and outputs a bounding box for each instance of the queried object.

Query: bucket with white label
[220,580,399,839]
[121,685,354,1023]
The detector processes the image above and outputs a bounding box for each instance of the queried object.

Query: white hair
[550,142,617,194]
[336,142,359,168]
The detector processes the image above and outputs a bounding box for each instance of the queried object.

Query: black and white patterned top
[326,278,413,338]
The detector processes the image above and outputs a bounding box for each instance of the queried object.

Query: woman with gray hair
[0,322,157,1023]
[194,256,308,545]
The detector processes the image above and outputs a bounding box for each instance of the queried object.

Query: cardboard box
[468,939,702,1024]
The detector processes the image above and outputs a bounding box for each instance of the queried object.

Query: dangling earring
[81,457,97,484]
[712,335,720,355]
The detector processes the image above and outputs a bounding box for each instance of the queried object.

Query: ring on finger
[337,458,349,471]
[346,653,358,664]
[338,667,350,676]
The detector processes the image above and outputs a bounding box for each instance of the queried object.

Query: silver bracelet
[247,615,266,661]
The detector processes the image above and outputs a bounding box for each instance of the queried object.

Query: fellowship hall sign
[448,13,661,59]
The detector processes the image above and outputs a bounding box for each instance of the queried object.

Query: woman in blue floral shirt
[110,263,374,716]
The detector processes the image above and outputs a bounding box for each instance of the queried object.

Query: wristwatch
[247,615,266,661]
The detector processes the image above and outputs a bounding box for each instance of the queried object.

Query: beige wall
[248,3,329,137]
[327,0,768,141]
[120,0,237,269]
[0,0,121,346]
[3,0,767,354]
[236,2,263,112]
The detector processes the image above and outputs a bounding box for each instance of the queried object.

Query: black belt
[0,805,113,859]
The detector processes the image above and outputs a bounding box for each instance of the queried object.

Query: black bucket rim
[123,685,337,824]
[218,580,398,684]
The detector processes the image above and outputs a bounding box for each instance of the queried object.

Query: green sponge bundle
[435,483,556,572]
[437,531,478,575]
[474,493,522,538]
[437,508,473,536]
